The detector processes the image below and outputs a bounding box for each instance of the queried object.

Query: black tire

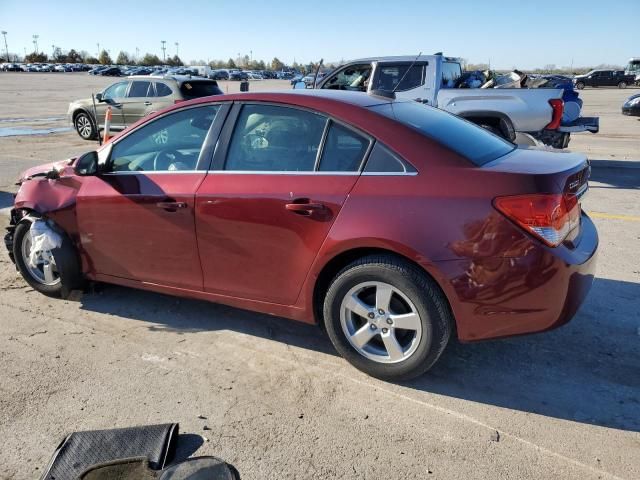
[479,124,503,138]
[618,81,627,89]
[323,254,452,381]
[74,111,97,140]
[13,217,84,298]
[575,82,585,90]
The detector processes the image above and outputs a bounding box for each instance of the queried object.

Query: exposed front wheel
[74,111,97,140]
[13,217,84,298]
[323,255,452,381]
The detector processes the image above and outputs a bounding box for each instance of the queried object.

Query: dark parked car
[622,93,640,116]
[88,66,108,75]
[573,70,635,89]
[229,70,248,81]
[1,63,22,71]
[6,90,597,380]
[98,67,123,77]
[209,70,229,80]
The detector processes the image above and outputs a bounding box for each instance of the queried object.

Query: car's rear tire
[323,255,452,381]
[575,82,585,90]
[618,81,627,89]
[74,111,97,140]
[13,217,84,298]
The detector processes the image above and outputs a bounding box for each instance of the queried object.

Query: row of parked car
[1,62,93,72]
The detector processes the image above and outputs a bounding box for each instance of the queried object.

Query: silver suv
[68,75,223,140]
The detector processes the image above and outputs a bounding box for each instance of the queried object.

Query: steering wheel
[152,148,188,171]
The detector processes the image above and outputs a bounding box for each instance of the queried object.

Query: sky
[1,0,639,69]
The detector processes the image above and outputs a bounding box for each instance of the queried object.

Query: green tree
[25,52,48,63]
[67,49,83,63]
[98,49,112,65]
[167,55,183,67]
[271,57,284,71]
[85,56,100,65]
[227,58,236,69]
[116,51,131,65]
[139,53,162,66]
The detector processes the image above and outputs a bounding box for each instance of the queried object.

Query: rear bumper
[436,212,598,342]
[558,116,599,133]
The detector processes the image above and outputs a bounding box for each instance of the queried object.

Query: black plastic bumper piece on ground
[40,423,179,480]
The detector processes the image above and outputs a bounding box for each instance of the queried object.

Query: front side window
[375,64,426,92]
[225,105,326,172]
[318,122,370,172]
[107,105,219,172]
[127,81,152,97]
[370,101,514,166]
[103,81,128,100]
[321,64,372,92]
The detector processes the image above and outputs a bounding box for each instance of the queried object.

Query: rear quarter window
[369,102,514,166]
[180,81,224,99]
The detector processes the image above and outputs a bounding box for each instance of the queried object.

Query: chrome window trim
[207,170,361,176]
[101,170,202,175]
[361,171,418,176]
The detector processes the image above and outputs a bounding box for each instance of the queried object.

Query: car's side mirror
[95,92,103,102]
[74,151,99,176]
[293,81,306,89]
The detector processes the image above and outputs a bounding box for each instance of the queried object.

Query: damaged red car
[5,90,598,380]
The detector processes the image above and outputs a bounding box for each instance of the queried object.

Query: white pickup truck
[315,55,599,149]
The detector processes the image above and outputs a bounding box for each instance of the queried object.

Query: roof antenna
[312,58,323,89]
[392,51,422,94]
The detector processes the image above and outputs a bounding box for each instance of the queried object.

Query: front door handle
[156,201,187,211]
[144,101,153,106]
[285,199,326,216]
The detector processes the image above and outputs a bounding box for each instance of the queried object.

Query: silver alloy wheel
[20,233,61,286]
[76,115,93,138]
[340,281,423,364]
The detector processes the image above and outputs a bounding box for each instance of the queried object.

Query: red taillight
[494,193,580,247]
[545,99,564,130]
[174,99,185,104]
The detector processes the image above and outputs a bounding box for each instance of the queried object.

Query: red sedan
[5,90,597,380]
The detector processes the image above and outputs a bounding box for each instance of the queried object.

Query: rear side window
[128,81,152,97]
[370,102,514,166]
[441,62,463,88]
[374,64,425,92]
[180,81,224,99]
[226,105,326,172]
[318,122,370,172]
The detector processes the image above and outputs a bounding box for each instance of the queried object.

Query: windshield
[370,101,515,166]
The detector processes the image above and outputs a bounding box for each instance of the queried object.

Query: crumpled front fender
[14,175,82,215]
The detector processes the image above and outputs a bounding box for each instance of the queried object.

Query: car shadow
[79,276,639,433]
[589,159,640,189]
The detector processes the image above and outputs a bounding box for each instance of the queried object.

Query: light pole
[135,47,139,60]
[96,42,100,57]
[51,44,55,60]
[175,42,179,57]
[1,31,8,62]
[161,40,166,62]
[32,34,39,54]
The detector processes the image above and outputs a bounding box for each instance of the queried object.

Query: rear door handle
[285,199,326,216]
[156,201,187,211]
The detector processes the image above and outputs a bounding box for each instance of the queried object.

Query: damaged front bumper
[4,207,20,265]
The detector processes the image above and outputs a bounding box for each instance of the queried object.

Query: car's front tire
[74,111,97,140]
[13,217,84,298]
[323,255,452,381]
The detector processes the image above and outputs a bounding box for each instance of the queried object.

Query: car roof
[345,54,461,64]
[182,89,404,109]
